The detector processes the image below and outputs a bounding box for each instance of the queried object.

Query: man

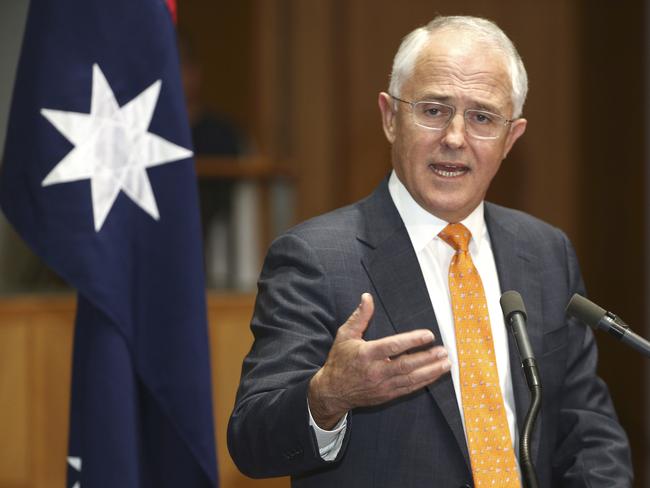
[228,16,633,487]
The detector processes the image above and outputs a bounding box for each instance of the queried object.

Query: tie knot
[439,223,472,252]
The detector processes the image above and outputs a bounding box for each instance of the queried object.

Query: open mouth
[430,163,469,178]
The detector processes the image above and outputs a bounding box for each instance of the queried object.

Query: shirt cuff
[307,400,348,461]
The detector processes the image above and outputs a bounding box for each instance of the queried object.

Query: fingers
[363,342,451,404]
[366,328,435,360]
[383,345,448,377]
[338,293,375,340]
[317,292,452,412]
[358,346,451,406]
[385,354,452,397]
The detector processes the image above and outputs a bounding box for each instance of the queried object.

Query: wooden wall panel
[0,298,75,488]
[31,313,75,488]
[0,322,30,486]
[576,1,647,484]
[287,1,340,221]
[0,294,289,488]
[177,2,254,135]
[207,294,289,488]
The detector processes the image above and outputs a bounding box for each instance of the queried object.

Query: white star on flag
[40,63,193,231]
[67,456,81,488]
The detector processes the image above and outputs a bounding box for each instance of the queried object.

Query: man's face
[379,29,527,222]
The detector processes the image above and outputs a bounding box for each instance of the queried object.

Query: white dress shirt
[309,171,518,460]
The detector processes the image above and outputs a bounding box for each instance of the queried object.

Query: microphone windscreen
[500,290,527,321]
[565,294,606,328]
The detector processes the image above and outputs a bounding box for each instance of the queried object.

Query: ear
[378,92,397,144]
[502,118,527,159]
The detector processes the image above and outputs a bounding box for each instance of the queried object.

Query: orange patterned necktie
[439,223,521,487]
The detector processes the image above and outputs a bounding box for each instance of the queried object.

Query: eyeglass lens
[412,101,505,138]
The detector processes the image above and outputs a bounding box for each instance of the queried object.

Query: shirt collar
[388,171,486,253]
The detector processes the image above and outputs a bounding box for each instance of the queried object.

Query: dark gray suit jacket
[228,179,632,487]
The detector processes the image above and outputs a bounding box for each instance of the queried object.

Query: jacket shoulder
[485,202,569,241]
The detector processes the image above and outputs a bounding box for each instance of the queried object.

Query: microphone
[500,291,540,488]
[566,294,650,358]
[500,291,540,389]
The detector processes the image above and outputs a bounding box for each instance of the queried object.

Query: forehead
[403,29,513,112]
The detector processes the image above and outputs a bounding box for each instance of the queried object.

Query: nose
[440,112,466,149]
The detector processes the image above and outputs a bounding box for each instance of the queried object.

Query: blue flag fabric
[0,1,218,486]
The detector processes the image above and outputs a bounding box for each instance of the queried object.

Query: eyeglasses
[390,94,514,140]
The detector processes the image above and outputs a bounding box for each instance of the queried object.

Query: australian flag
[0,0,218,486]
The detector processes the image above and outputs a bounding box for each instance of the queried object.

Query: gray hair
[388,16,528,118]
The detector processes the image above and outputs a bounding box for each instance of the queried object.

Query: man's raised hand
[308,293,451,429]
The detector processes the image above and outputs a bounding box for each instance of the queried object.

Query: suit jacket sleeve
[227,231,350,478]
[550,232,633,486]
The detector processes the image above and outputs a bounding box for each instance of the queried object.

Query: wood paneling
[0,294,288,488]
[0,297,74,488]
[577,1,647,484]
[207,294,288,488]
[0,322,30,486]
[177,2,254,136]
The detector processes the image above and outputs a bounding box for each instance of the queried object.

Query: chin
[428,200,473,222]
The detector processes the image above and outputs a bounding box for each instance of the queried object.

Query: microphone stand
[519,358,541,488]
[595,312,650,358]
[566,294,650,358]
[500,291,541,488]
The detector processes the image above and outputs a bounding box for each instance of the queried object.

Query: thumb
[339,293,375,339]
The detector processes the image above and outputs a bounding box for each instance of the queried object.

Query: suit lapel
[358,181,470,469]
[485,203,544,463]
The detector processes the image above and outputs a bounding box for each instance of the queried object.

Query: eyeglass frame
[389,94,516,140]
